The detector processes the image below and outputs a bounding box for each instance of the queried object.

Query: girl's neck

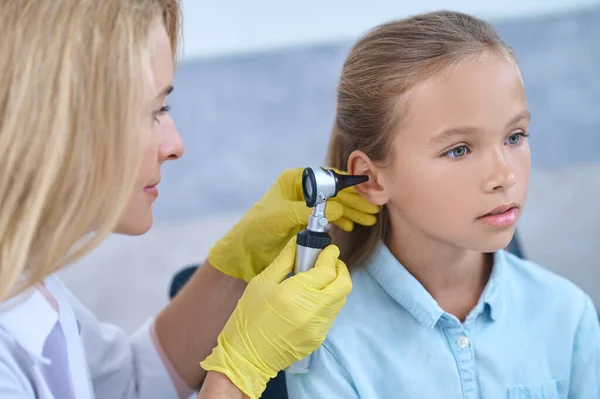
[386,223,493,322]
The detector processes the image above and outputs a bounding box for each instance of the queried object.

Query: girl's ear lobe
[347,150,389,206]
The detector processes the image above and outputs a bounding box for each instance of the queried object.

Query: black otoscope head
[331,170,369,193]
[302,167,369,207]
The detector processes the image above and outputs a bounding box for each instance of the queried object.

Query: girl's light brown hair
[0,0,182,301]
[327,10,518,269]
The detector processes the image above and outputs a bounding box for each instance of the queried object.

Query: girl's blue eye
[444,145,469,158]
[506,132,527,145]
[443,131,528,159]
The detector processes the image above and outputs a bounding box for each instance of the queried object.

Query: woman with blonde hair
[0,1,379,398]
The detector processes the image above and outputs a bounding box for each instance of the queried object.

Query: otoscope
[286,167,368,374]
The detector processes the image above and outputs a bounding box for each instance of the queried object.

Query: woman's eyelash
[156,105,170,115]
[153,105,171,122]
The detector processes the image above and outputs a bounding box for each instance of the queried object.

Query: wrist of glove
[200,237,352,399]
[208,167,379,282]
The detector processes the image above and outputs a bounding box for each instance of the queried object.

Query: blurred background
[60,0,600,334]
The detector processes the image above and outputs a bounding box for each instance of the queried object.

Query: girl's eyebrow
[429,109,531,146]
[429,126,480,146]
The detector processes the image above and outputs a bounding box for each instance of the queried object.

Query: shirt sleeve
[568,294,600,398]
[285,344,359,399]
[0,357,35,398]
[64,288,187,399]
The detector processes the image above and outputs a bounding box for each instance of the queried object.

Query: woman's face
[115,26,184,235]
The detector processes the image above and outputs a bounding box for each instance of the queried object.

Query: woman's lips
[144,185,158,197]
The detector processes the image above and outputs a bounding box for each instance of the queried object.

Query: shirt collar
[365,241,508,329]
[0,280,59,364]
[481,249,507,322]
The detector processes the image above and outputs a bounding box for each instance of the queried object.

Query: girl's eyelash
[505,131,529,146]
[442,145,470,159]
[441,131,529,160]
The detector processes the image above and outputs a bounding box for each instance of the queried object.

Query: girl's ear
[347,150,389,206]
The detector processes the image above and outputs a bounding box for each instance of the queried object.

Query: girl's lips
[478,207,518,228]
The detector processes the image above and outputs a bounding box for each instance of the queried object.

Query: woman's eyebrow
[155,84,174,100]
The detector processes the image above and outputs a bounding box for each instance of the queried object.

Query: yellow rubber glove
[201,237,352,399]
[208,167,379,282]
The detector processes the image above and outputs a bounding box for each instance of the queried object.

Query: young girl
[286,10,600,398]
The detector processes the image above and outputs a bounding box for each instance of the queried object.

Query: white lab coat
[0,275,180,398]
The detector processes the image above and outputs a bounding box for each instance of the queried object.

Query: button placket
[441,321,479,399]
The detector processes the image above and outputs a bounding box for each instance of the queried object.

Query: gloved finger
[259,236,297,284]
[319,259,353,306]
[341,206,378,227]
[282,201,349,231]
[288,245,340,290]
[280,202,344,231]
[322,201,344,223]
[331,217,354,232]
[279,167,304,181]
[280,167,306,199]
[268,203,313,235]
[297,258,353,312]
[333,191,381,215]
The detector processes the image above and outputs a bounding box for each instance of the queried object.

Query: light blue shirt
[286,243,600,399]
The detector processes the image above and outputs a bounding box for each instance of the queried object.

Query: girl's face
[355,56,530,253]
[115,26,184,235]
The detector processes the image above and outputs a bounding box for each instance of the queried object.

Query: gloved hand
[208,167,379,282]
[200,237,351,399]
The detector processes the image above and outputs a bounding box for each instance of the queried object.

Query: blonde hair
[327,11,518,269]
[0,0,182,301]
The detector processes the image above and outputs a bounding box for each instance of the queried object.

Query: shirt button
[457,336,470,349]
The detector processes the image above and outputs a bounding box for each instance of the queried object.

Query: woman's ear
[347,150,389,206]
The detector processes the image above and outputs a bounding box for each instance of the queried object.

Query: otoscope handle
[286,229,332,374]
[293,230,332,273]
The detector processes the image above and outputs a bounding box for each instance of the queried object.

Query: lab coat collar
[0,281,59,365]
